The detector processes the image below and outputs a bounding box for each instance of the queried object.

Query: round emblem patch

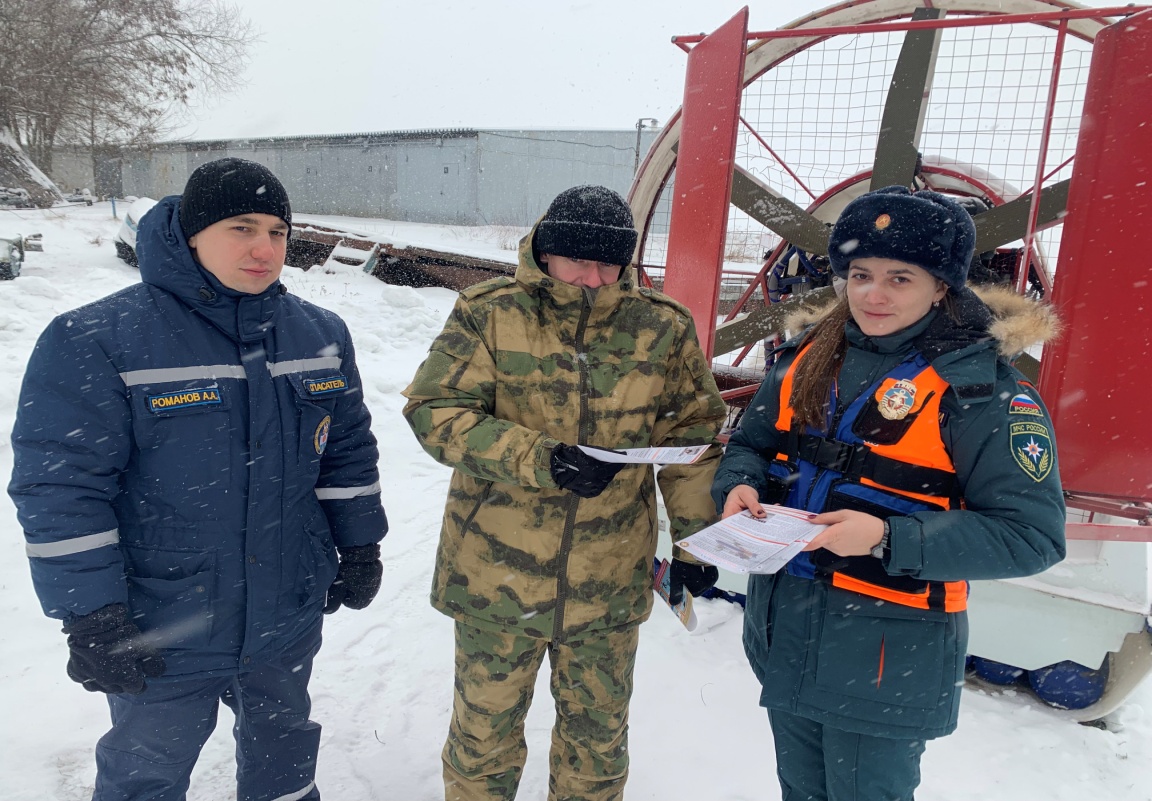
[875,213,892,230]
[878,379,917,420]
[314,415,331,456]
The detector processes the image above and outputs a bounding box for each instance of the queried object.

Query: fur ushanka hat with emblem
[828,185,976,291]
[533,185,638,268]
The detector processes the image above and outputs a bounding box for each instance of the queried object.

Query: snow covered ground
[0,202,1149,800]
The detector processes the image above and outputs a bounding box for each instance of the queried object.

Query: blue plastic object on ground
[970,656,1027,685]
[1028,658,1110,710]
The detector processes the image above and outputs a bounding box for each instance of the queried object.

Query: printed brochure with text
[576,444,711,465]
[677,506,826,575]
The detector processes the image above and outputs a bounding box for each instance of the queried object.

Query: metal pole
[634,120,642,174]
[633,118,658,175]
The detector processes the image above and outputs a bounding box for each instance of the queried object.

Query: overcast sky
[175,0,1126,141]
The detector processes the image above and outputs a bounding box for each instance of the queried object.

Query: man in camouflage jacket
[403,186,726,801]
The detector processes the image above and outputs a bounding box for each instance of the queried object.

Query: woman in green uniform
[712,186,1066,801]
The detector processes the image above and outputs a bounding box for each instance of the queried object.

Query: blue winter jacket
[9,196,388,677]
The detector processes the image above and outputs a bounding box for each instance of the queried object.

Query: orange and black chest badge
[854,378,924,444]
[1010,420,1053,482]
[314,415,332,456]
[878,379,917,420]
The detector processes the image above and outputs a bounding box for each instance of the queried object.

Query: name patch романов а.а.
[147,388,223,412]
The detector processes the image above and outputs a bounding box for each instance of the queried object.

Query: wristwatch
[870,520,891,560]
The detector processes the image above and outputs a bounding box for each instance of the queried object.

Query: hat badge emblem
[874,213,892,230]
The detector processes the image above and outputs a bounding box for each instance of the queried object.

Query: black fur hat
[828,186,976,291]
[533,185,638,268]
[179,157,292,241]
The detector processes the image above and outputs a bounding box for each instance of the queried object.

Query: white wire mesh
[640,20,1094,282]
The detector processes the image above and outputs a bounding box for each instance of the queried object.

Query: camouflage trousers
[443,620,640,801]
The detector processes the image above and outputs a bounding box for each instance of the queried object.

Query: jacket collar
[971,284,1061,357]
[135,196,283,343]
[514,224,636,312]
[846,309,937,354]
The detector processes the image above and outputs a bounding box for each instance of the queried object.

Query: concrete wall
[476,130,655,225]
[51,128,659,226]
[122,147,198,199]
[48,147,95,194]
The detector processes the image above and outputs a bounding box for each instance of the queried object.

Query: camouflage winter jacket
[402,233,726,641]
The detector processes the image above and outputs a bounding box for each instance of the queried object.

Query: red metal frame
[738,116,817,201]
[659,7,1152,554]
[662,8,1150,351]
[722,242,785,325]
[658,8,1152,509]
[662,7,749,358]
[1020,20,1070,294]
[1066,524,1152,542]
[1066,495,1152,523]
[1065,491,1152,542]
[1039,8,1152,505]
[672,8,1145,47]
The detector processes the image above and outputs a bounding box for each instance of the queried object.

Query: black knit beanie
[534,185,638,268]
[179,157,292,241]
[828,185,976,291]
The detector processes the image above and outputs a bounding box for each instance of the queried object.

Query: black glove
[550,444,625,499]
[323,544,383,614]
[668,558,719,606]
[62,603,166,694]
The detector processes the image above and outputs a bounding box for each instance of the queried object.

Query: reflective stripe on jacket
[9,196,388,677]
[713,288,1066,738]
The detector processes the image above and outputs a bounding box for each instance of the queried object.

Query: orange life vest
[770,346,968,613]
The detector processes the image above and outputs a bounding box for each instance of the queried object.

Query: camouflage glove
[323,544,383,614]
[668,558,719,605]
[62,603,166,694]
[550,444,625,499]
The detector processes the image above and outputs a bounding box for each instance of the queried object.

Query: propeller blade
[870,7,946,190]
[731,165,831,254]
[714,286,835,356]
[973,180,1071,251]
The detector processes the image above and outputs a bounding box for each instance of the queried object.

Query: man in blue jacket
[9,158,389,801]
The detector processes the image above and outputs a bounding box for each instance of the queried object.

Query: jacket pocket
[815,586,947,710]
[297,509,338,609]
[123,545,216,651]
[129,387,235,490]
[742,572,777,684]
[457,481,493,539]
[291,377,339,477]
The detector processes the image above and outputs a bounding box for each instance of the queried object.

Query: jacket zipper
[800,357,903,511]
[551,293,592,652]
[801,382,839,512]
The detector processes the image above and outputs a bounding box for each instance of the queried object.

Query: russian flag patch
[1008,393,1043,417]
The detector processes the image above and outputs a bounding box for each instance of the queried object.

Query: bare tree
[0,0,252,177]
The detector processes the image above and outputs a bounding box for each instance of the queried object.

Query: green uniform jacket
[403,233,727,642]
[712,287,1067,739]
